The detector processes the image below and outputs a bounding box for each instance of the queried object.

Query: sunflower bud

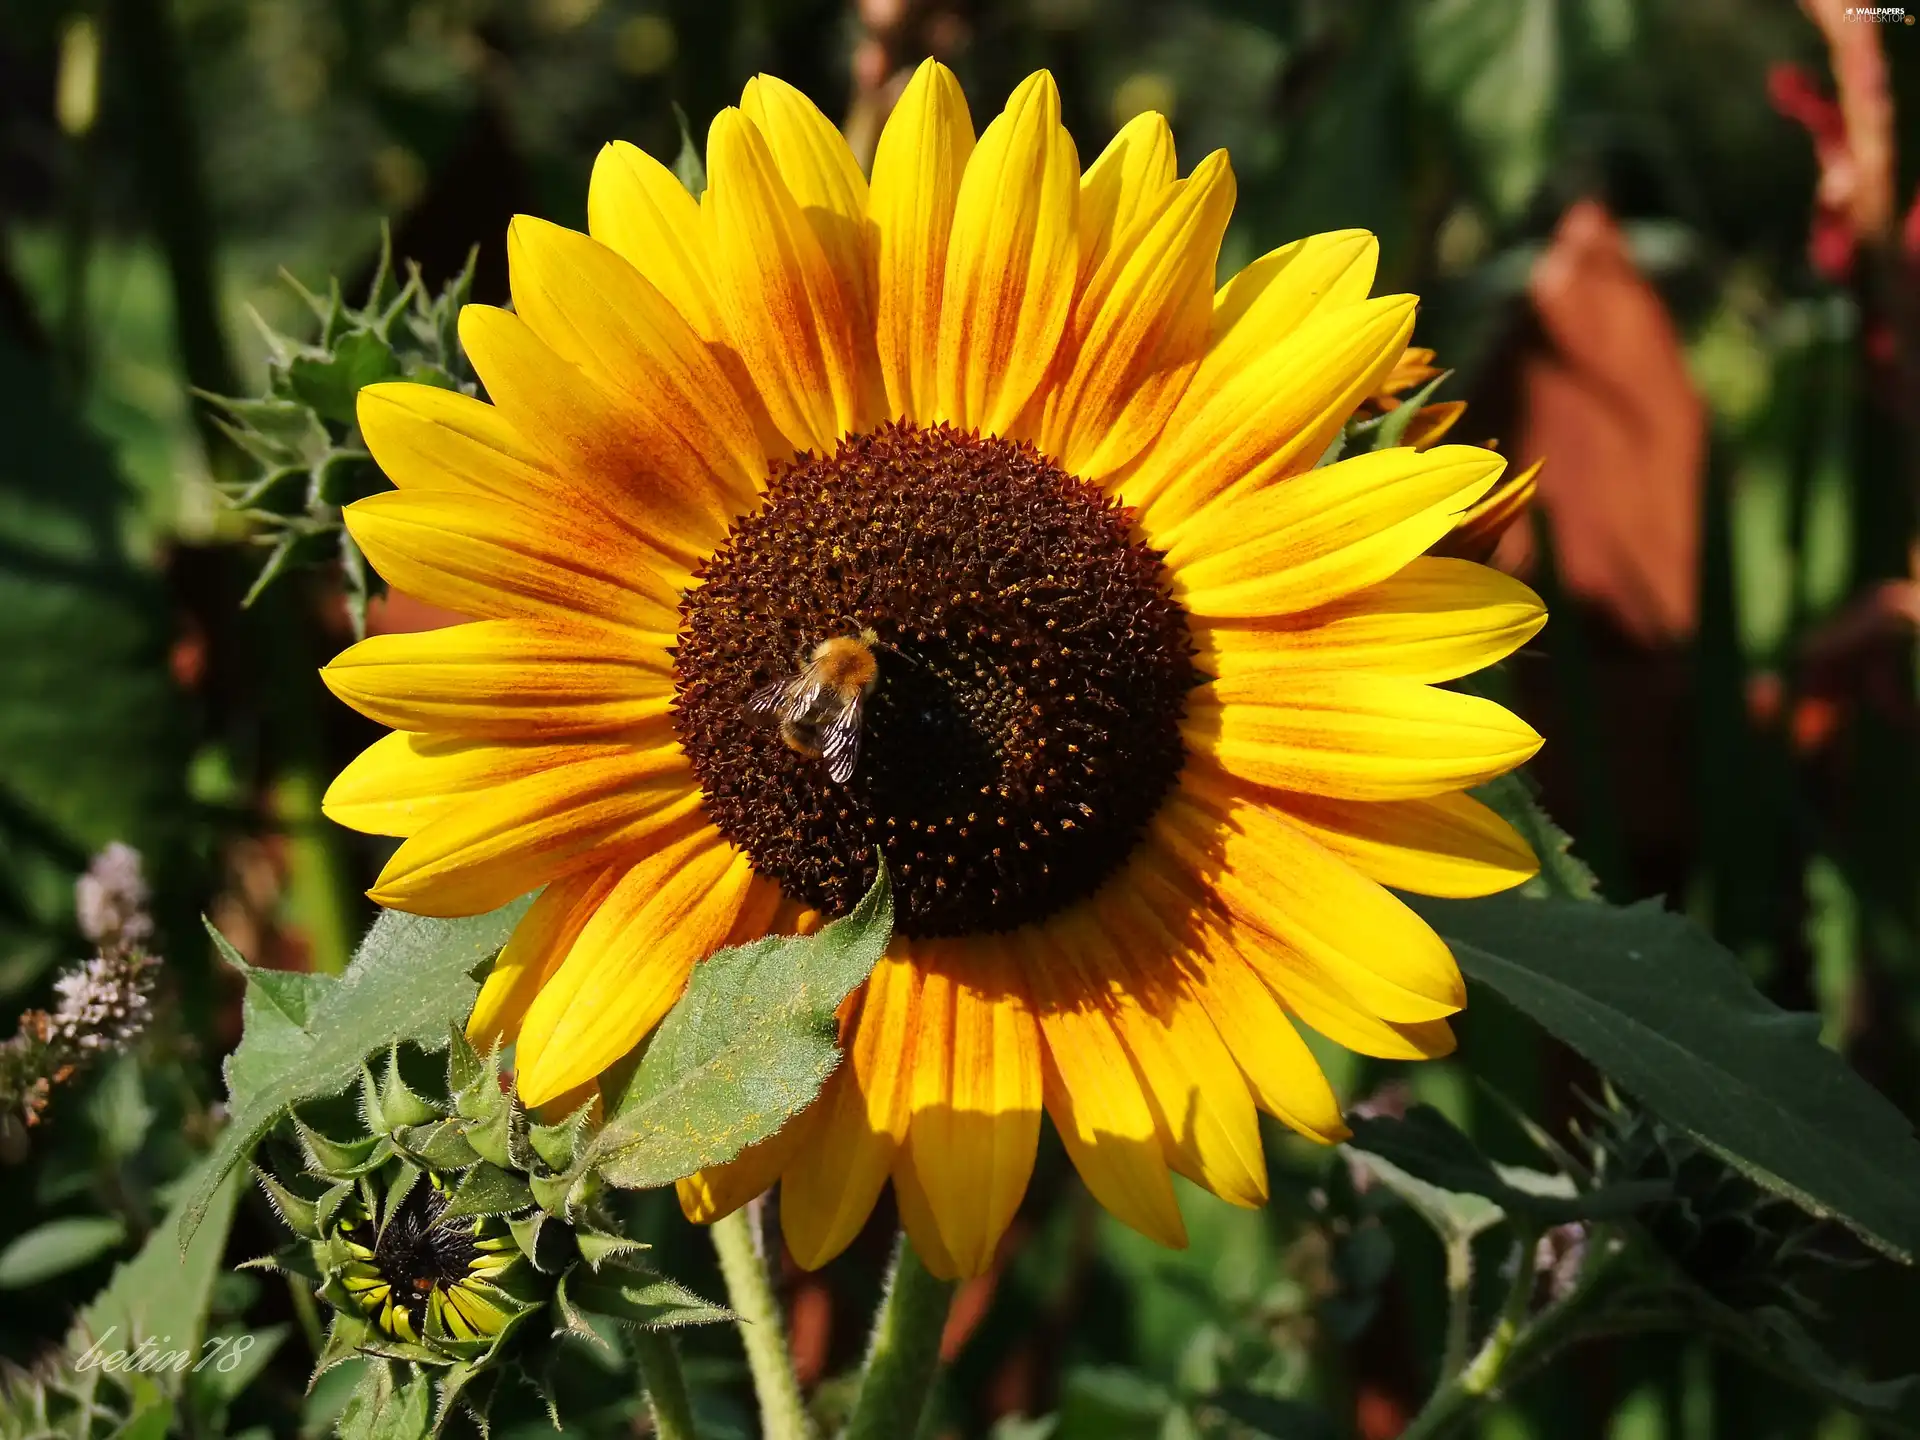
[253,1030,726,1429]
[209,234,474,635]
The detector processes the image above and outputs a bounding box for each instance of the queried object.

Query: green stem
[710,1204,815,1440]
[1438,1232,1474,1382]
[843,1234,956,1440]
[632,1329,701,1440]
[1401,1231,1649,1440]
[1460,1223,1541,1395]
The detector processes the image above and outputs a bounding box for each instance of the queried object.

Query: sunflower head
[323,61,1548,1279]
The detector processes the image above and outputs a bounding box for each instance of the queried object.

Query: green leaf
[1364,371,1451,452]
[1411,891,1920,1261]
[0,1216,127,1289]
[564,1264,732,1330]
[1346,1148,1505,1244]
[69,1163,241,1401]
[179,898,531,1246]
[0,337,189,964]
[335,1363,433,1440]
[1346,1106,1667,1225]
[1205,1390,1341,1440]
[671,102,706,196]
[286,330,402,426]
[1411,0,1559,220]
[1474,772,1600,901]
[585,863,893,1189]
[1052,1367,1170,1440]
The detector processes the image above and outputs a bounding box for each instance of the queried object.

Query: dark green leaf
[0,338,189,959]
[1412,892,1920,1261]
[1474,773,1600,901]
[0,1216,127,1289]
[180,898,531,1245]
[1411,0,1558,219]
[1206,1389,1342,1440]
[1346,1106,1667,1225]
[585,863,892,1188]
[1052,1367,1169,1440]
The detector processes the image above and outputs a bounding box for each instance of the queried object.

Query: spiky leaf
[182,899,531,1246]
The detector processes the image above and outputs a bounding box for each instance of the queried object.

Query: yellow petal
[588,139,725,341]
[368,741,701,917]
[891,1149,963,1281]
[1271,790,1539,899]
[935,71,1080,436]
[457,305,733,561]
[1186,673,1543,802]
[468,865,623,1047]
[1114,881,1347,1143]
[507,216,768,510]
[1021,928,1187,1249]
[1169,445,1506,618]
[869,59,975,424]
[1197,558,1547,685]
[1077,111,1178,279]
[321,620,673,740]
[1123,294,1415,533]
[1040,150,1235,480]
[516,830,755,1103]
[323,730,586,838]
[781,949,919,1267]
[357,383,567,509]
[1206,230,1378,384]
[705,108,879,454]
[343,489,683,635]
[740,74,872,316]
[1158,781,1466,1023]
[898,939,1042,1278]
[1134,842,1458,1063]
[1403,400,1466,450]
[1079,908,1268,1209]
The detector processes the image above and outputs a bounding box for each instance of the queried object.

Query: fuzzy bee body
[751,629,884,783]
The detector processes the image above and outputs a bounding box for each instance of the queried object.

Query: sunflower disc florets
[252,1031,725,1431]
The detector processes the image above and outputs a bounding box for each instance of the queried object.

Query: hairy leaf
[585,864,893,1188]
[179,899,529,1245]
[1413,892,1920,1261]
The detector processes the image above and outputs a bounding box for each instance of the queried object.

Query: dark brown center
[671,422,1196,937]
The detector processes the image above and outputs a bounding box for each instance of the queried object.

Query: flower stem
[710,1203,815,1440]
[1438,1232,1475,1381]
[633,1329,701,1440]
[843,1233,956,1440]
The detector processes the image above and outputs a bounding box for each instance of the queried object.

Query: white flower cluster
[74,841,154,957]
[49,951,157,1056]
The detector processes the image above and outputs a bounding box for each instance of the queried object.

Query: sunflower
[321,61,1546,1280]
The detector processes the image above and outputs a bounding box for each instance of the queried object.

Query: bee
[750,628,886,783]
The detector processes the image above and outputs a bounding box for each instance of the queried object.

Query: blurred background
[1,0,1918,1436]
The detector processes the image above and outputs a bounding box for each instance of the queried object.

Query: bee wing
[749,675,815,720]
[821,694,865,784]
